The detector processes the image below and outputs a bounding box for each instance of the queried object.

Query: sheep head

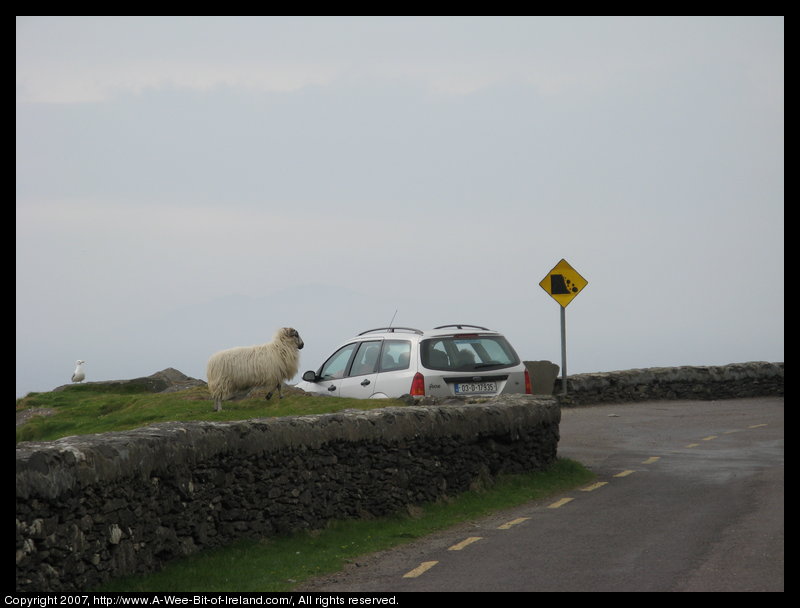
[277,327,304,350]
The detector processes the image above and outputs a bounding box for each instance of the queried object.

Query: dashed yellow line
[399,421,774,581]
[448,537,483,551]
[498,517,530,530]
[403,561,438,578]
[580,481,608,492]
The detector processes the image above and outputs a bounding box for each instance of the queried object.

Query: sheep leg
[214,399,223,412]
[265,383,282,401]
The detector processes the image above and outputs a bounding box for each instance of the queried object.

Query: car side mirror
[302,370,318,382]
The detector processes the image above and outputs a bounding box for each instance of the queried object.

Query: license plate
[454,381,497,394]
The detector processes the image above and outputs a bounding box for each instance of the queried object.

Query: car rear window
[420,335,520,371]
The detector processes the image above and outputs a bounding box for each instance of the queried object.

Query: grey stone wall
[16,396,560,593]
[553,361,784,405]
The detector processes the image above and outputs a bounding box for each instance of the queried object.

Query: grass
[16,385,395,443]
[96,459,593,592]
[17,384,592,592]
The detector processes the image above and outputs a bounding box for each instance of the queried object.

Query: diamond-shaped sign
[539,259,588,308]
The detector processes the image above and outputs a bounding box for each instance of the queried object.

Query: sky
[16,16,784,398]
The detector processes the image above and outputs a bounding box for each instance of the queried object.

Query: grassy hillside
[15,384,396,443]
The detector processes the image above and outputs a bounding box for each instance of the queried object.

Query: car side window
[319,343,358,380]
[349,341,381,376]
[379,340,411,371]
[423,339,452,369]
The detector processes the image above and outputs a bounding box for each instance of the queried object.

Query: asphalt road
[299,397,784,592]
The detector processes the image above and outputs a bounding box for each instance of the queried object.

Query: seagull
[72,360,86,383]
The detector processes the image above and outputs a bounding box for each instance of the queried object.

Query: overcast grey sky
[16,16,784,397]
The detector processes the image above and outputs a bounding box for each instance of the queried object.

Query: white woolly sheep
[72,360,86,383]
[206,327,304,412]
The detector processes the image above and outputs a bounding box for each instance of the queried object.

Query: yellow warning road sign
[539,259,588,308]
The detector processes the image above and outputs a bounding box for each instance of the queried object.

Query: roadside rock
[51,368,206,394]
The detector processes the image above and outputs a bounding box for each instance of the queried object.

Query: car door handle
[361,379,371,386]
[327,385,337,391]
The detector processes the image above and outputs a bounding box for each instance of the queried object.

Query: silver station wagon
[296,324,532,399]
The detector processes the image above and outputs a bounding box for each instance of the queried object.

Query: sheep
[206,327,304,412]
[71,360,86,383]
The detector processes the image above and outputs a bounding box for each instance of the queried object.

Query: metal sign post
[539,259,588,395]
[560,306,567,394]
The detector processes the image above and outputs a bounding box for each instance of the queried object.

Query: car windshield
[420,335,520,371]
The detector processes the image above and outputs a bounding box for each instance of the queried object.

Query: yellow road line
[749,424,768,429]
[614,470,635,477]
[403,561,438,578]
[580,481,608,492]
[548,497,574,509]
[702,435,717,441]
[642,456,660,464]
[686,443,700,448]
[448,537,483,551]
[498,517,530,529]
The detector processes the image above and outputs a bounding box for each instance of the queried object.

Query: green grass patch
[96,458,593,592]
[16,386,396,443]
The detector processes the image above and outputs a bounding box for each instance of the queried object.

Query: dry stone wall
[552,361,783,405]
[16,396,560,592]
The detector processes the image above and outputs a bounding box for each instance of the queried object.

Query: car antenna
[388,309,398,328]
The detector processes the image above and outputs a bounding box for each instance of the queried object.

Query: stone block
[524,360,560,395]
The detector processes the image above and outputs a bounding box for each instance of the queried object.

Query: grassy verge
[16,385,395,443]
[96,458,593,592]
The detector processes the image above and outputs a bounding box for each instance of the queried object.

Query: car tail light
[410,372,425,396]
[524,369,532,394]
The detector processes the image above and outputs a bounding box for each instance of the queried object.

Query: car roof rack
[358,327,424,335]
[433,324,491,331]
